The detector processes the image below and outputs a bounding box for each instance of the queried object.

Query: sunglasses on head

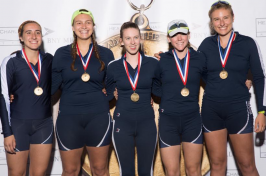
[211,0,230,7]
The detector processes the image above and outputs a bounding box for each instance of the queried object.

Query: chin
[127,50,139,55]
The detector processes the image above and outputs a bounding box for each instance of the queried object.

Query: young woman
[199,1,266,176]
[105,22,158,176]
[153,20,205,176]
[52,9,114,176]
[0,20,53,176]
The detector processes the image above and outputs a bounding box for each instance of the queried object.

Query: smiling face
[19,23,42,51]
[72,14,94,41]
[210,8,234,36]
[168,33,190,52]
[120,27,141,55]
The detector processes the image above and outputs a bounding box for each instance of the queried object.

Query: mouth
[80,30,89,34]
[129,46,137,50]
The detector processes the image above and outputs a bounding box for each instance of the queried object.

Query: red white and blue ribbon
[172,49,190,86]
[123,52,142,91]
[21,48,42,84]
[218,31,236,69]
[76,43,93,72]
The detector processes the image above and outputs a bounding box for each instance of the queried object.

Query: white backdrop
[0,0,266,175]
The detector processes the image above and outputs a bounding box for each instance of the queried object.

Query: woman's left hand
[254,113,266,133]
[245,79,252,90]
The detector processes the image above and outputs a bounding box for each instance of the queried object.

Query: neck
[219,30,233,48]
[24,47,39,64]
[126,51,139,69]
[77,38,92,56]
[175,47,188,60]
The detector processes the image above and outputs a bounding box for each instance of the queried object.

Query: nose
[131,38,135,44]
[81,23,87,29]
[220,19,225,26]
[177,34,182,40]
[31,32,37,39]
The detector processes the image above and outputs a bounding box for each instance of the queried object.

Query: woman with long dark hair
[52,9,114,176]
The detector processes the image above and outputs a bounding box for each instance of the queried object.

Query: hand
[254,113,266,133]
[102,88,107,96]
[151,98,154,108]
[114,88,118,100]
[245,80,252,90]
[10,94,14,103]
[4,135,16,154]
[154,51,163,60]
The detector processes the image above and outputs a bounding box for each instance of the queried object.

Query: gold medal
[219,70,228,79]
[34,86,43,96]
[181,87,189,97]
[81,73,90,82]
[131,92,139,102]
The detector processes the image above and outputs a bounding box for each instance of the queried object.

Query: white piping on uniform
[1,54,15,126]
[237,101,250,134]
[41,124,53,144]
[191,128,202,143]
[96,113,111,147]
[55,125,70,151]
[159,134,171,147]
[203,125,211,133]
[254,39,266,106]
[107,57,121,67]
[112,120,122,176]
[150,132,157,176]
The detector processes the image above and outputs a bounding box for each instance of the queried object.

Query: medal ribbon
[218,31,236,68]
[172,49,190,86]
[21,49,42,84]
[76,43,93,72]
[123,52,142,91]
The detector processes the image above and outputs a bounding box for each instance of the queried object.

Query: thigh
[182,111,203,144]
[86,145,110,171]
[85,112,112,147]
[112,116,136,176]
[10,118,31,151]
[229,133,255,165]
[6,150,29,176]
[31,118,54,145]
[204,129,227,164]
[160,145,181,175]
[60,148,84,172]
[56,114,84,151]
[201,99,225,133]
[226,101,253,134]
[182,142,202,171]
[159,113,181,148]
[29,144,53,175]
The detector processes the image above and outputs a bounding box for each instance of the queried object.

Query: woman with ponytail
[52,9,114,176]
[0,20,53,176]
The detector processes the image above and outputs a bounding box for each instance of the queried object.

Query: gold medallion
[81,73,90,82]
[181,87,190,97]
[131,92,139,102]
[220,70,228,79]
[34,86,43,96]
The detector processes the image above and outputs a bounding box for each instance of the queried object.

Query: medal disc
[181,87,189,97]
[219,70,228,79]
[131,92,139,102]
[81,73,90,82]
[34,86,43,96]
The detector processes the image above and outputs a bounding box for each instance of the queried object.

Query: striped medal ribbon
[172,49,190,97]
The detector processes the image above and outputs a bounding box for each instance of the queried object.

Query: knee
[8,168,26,176]
[91,165,108,176]
[166,169,180,176]
[185,165,201,176]
[238,160,257,173]
[210,158,227,172]
[62,166,80,176]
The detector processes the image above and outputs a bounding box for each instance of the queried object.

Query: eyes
[125,36,140,40]
[25,30,42,35]
[213,16,230,22]
[75,21,92,25]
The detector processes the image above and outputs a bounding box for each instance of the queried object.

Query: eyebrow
[25,30,42,32]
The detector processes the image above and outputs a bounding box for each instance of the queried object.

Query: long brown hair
[208,2,234,35]
[119,22,142,55]
[70,11,104,72]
